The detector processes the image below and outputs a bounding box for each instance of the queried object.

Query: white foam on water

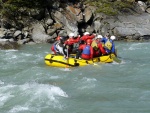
[126,43,148,51]
[12,55,17,59]
[60,68,71,71]
[0,80,4,85]
[20,83,68,97]
[45,51,49,53]
[2,50,18,60]
[0,84,16,91]
[4,49,18,52]
[50,76,61,79]
[0,93,14,107]
[0,84,16,107]
[9,106,29,113]
[21,53,32,57]
[34,84,67,97]
[78,77,97,90]
[111,61,125,65]
[2,55,21,66]
[78,84,96,90]
[82,77,97,82]
[0,82,68,111]
[19,83,68,110]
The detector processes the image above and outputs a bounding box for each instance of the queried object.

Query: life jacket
[101,42,105,47]
[54,42,60,53]
[82,45,91,55]
[104,39,112,50]
[91,40,98,51]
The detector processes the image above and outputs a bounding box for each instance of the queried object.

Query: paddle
[113,48,121,63]
[112,55,121,63]
[65,45,69,68]
[111,54,121,63]
[92,59,99,66]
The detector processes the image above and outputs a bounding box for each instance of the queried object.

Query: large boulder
[105,13,150,37]
[66,6,83,23]
[53,10,78,36]
[146,6,150,13]
[137,1,147,12]
[31,23,52,43]
[83,6,93,23]
[0,39,19,49]
[92,20,101,33]
[45,18,54,26]
[0,28,7,38]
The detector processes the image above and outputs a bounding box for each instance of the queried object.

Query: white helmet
[96,35,103,39]
[84,32,90,35]
[110,35,116,40]
[69,33,74,37]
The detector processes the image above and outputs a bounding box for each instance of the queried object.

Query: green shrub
[0,0,135,18]
[0,0,47,19]
[83,0,134,15]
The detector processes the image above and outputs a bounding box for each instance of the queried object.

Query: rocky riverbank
[0,0,150,49]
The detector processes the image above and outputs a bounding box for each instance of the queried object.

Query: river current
[0,42,150,113]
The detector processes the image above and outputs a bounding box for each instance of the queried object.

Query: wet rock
[0,39,20,49]
[83,7,93,23]
[45,19,53,26]
[0,28,7,38]
[66,6,83,23]
[31,23,52,43]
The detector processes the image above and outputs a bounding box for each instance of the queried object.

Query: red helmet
[86,39,92,45]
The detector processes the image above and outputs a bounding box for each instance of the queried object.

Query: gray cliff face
[117,14,150,36]
[0,1,150,49]
[105,13,150,41]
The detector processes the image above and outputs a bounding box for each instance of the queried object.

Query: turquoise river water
[0,42,150,113]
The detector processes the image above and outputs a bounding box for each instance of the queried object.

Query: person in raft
[110,35,117,56]
[76,39,93,60]
[100,33,117,56]
[92,35,107,57]
[100,33,112,54]
[80,32,96,44]
[64,32,80,54]
[52,36,68,58]
[51,36,61,54]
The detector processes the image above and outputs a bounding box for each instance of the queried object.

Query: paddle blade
[112,56,121,63]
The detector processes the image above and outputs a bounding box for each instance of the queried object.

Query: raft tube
[44,54,114,68]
